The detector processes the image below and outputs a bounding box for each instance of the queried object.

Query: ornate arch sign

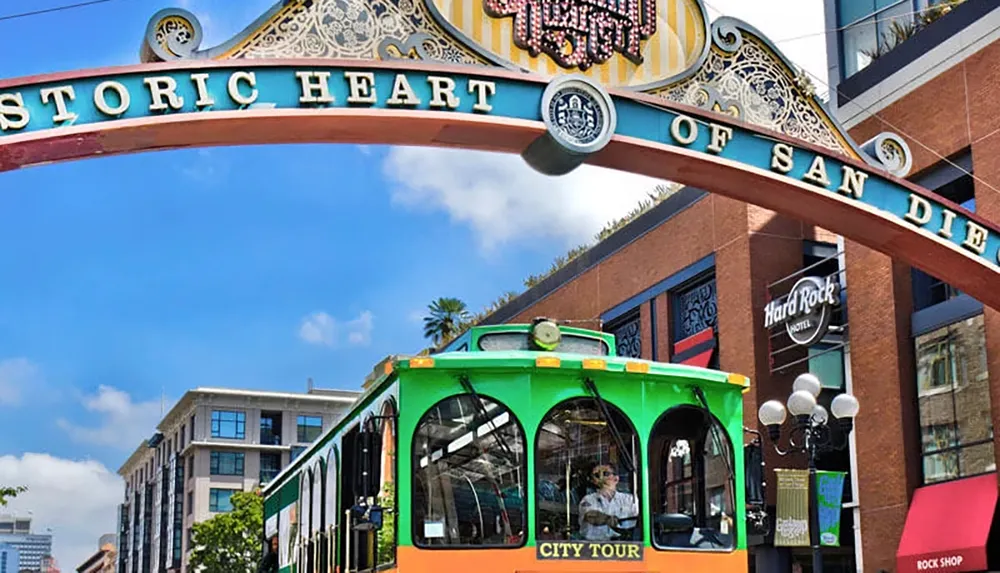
[0,0,998,310]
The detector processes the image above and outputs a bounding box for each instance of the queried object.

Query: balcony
[260,411,282,445]
[838,0,988,106]
[259,429,282,446]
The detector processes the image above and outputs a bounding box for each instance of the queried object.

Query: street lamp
[757,373,860,573]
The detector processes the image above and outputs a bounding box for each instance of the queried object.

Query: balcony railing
[259,429,282,446]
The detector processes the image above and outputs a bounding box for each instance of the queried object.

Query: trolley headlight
[531,318,561,351]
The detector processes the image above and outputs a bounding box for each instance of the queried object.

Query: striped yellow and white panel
[428,0,708,87]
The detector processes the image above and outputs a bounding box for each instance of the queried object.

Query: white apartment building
[116,386,359,573]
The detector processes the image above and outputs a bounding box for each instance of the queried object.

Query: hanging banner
[816,470,847,546]
[774,469,810,546]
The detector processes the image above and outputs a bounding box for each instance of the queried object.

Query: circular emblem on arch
[541,75,617,156]
[782,276,840,347]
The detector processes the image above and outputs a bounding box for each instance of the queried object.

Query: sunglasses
[592,469,616,478]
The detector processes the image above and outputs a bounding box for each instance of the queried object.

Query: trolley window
[535,397,642,542]
[478,332,609,355]
[412,394,526,548]
[648,405,735,551]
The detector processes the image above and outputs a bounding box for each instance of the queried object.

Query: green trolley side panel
[396,352,748,553]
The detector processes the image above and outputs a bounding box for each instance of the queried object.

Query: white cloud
[0,453,123,572]
[345,311,374,346]
[704,0,829,95]
[0,358,41,406]
[383,147,664,251]
[299,310,375,347]
[56,386,169,451]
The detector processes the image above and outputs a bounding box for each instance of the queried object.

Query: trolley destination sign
[0,62,998,275]
[536,540,644,560]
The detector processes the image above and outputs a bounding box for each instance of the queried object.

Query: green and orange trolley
[262,319,755,573]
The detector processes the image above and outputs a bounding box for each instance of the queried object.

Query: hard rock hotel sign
[0,0,998,309]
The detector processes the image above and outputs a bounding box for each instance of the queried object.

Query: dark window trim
[211,410,246,440]
[921,437,993,458]
[911,150,973,191]
[669,269,718,344]
[803,240,839,259]
[411,392,529,551]
[602,254,715,324]
[605,307,642,359]
[837,0,995,105]
[208,488,239,512]
[209,451,246,476]
[647,404,737,554]
[532,395,645,545]
[911,297,983,337]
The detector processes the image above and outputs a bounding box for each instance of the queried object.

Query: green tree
[189,490,264,573]
[422,297,470,345]
[0,486,26,506]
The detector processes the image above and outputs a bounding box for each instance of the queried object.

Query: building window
[412,394,526,547]
[260,412,282,445]
[915,314,994,484]
[290,446,306,462]
[190,415,195,441]
[209,488,238,512]
[911,172,975,311]
[673,274,718,340]
[606,309,642,358]
[535,397,641,543]
[211,410,246,439]
[260,453,281,484]
[187,492,193,515]
[839,0,916,78]
[649,405,735,550]
[671,272,719,369]
[297,416,323,443]
[209,451,245,476]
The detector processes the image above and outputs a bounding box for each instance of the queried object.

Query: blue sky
[0,0,828,567]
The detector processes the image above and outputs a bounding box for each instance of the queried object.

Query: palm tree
[0,486,25,506]
[423,297,471,345]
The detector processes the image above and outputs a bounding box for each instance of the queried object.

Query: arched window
[300,469,311,540]
[325,447,339,533]
[412,394,526,547]
[377,399,398,565]
[648,405,735,550]
[311,460,324,534]
[535,397,642,542]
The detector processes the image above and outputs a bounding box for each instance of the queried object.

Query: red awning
[897,472,998,573]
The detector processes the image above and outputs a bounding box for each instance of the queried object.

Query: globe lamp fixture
[754,371,860,573]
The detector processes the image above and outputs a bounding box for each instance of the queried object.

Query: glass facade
[209,488,238,512]
[209,451,245,476]
[915,314,994,484]
[296,415,323,443]
[210,410,246,439]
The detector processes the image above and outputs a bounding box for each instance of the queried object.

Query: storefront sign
[763,275,840,347]
[774,469,810,547]
[816,470,846,546]
[536,540,643,561]
[915,555,965,571]
[1,63,999,287]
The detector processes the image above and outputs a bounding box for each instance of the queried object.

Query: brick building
[476,1,1000,572]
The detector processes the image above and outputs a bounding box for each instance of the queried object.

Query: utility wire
[0,0,117,23]
[702,0,999,195]
[769,0,969,45]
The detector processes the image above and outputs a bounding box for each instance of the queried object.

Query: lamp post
[757,373,860,573]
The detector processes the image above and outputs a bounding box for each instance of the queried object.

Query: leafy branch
[0,486,26,506]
